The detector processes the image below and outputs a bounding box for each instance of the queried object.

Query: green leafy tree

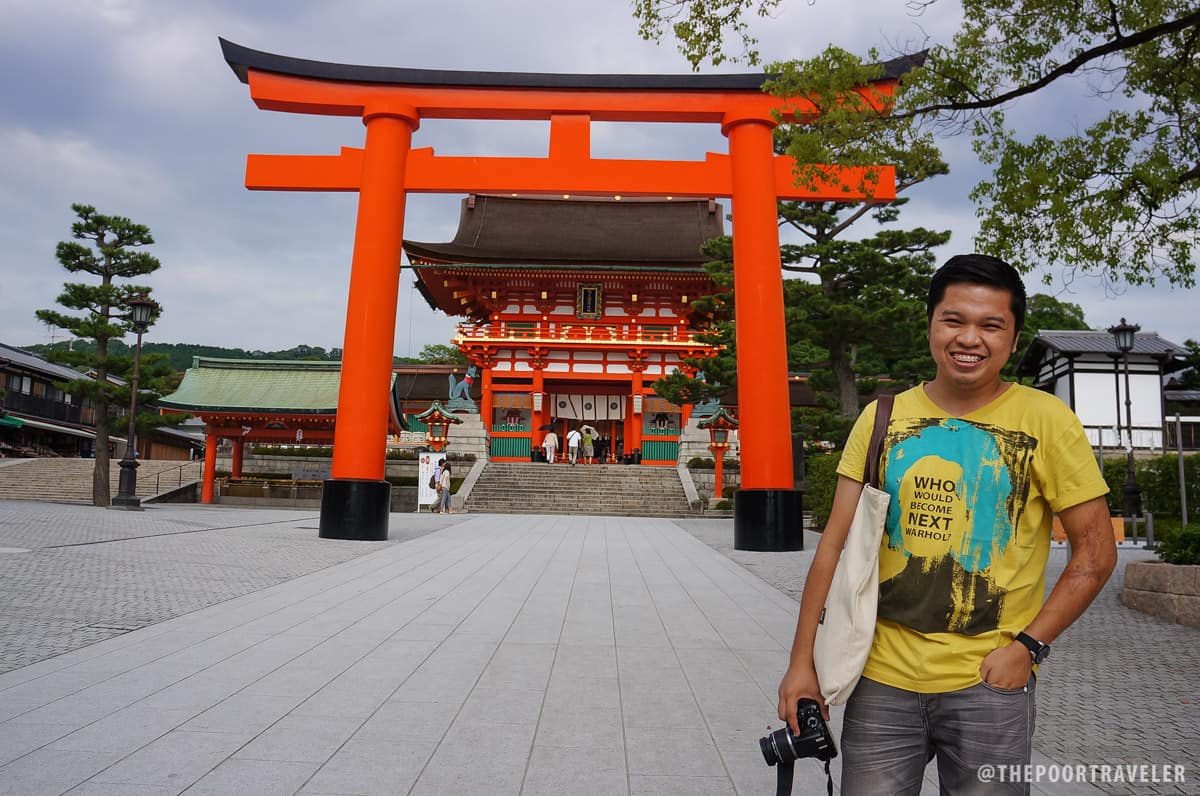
[652,237,737,408]
[28,341,344,371]
[1172,339,1200,390]
[633,0,1200,288]
[774,203,945,449]
[656,198,946,449]
[34,204,162,506]
[1009,294,1092,377]
[777,125,950,412]
[768,61,949,431]
[656,126,949,449]
[1023,293,1090,333]
[653,365,730,407]
[418,343,469,365]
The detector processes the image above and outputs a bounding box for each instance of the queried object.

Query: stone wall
[689,469,741,502]
[216,454,422,479]
[1120,561,1200,628]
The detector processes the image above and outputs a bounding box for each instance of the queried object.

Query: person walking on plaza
[566,426,582,465]
[541,429,558,463]
[438,462,452,514]
[776,254,1117,794]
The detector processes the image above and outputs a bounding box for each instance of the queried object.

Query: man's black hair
[927,253,1027,333]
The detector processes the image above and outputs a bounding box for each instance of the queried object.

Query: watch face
[1018,632,1048,664]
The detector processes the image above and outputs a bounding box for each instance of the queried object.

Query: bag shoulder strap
[864,394,894,489]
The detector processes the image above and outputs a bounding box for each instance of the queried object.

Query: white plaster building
[1014,329,1191,452]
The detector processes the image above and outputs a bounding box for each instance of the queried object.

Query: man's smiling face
[928,283,1020,398]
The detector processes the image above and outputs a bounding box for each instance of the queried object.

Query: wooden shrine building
[407,195,721,465]
[159,358,407,503]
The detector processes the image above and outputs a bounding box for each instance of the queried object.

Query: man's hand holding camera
[760,698,838,767]
[777,663,827,736]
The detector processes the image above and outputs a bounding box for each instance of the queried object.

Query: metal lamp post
[1108,318,1142,519]
[112,297,156,509]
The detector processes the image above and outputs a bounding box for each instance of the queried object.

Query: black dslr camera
[759,699,837,796]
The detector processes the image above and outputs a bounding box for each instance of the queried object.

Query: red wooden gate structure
[220,39,909,544]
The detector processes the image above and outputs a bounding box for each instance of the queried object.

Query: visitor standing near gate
[429,458,445,513]
[776,254,1117,794]
[438,462,452,514]
[566,427,582,465]
[542,430,558,463]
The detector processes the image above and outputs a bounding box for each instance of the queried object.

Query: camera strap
[773,759,833,796]
[774,761,792,796]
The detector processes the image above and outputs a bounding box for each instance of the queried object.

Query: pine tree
[35,204,162,507]
[655,136,950,449]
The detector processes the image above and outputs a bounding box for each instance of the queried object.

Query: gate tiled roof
[404,195,724,267]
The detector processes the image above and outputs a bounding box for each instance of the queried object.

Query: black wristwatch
[1015,631,1050,664]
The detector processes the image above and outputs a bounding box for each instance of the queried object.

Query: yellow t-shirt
[836,383,1108,693]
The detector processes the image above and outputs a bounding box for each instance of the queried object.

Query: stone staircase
[0,458,203,504]
[446,412,489,461]
[464,461,696,517]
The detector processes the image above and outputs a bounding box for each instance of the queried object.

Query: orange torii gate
[220,39,911,545]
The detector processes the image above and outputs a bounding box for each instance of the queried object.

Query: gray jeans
[841,676,1036,795]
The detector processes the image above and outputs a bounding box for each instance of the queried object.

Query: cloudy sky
[2,0,1196,357]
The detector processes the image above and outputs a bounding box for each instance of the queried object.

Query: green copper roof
[414,400,464,424]
[158,357,357,414]
[696,406,738,429]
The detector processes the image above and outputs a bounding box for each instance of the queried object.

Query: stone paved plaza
[0,501,1195,795]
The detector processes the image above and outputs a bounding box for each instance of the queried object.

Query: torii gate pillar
[320,106,417,540]
[725,116,802,550]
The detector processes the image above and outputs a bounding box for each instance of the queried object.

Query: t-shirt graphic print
[836,384,1108,692]
[877,417,1037,636]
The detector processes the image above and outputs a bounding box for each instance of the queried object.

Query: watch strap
[1015,631,1048,662]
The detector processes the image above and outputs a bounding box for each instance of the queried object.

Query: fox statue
[448,365,478,402]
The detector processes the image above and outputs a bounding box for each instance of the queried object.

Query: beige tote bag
[813,394,893,706]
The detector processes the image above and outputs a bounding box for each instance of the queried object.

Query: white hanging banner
[548,394,626,421]
[417,451,439,509]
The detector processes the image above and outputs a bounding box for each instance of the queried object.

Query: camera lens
[759,727,799,766]
[759,734,780,765]
[759,701,838,770]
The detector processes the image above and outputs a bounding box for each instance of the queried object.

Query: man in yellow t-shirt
[776,254,1116,794]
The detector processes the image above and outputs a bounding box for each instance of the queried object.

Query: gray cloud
[2,0,1195,356]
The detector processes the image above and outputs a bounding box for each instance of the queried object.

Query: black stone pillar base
[733,488,804,551]
[319,479,391,541]
[111,458,143,510]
